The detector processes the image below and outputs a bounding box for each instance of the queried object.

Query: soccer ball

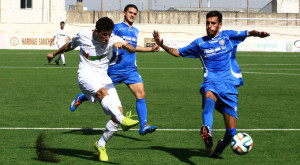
[231,133,253,155]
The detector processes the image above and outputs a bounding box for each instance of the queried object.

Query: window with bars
[20,0,32,9]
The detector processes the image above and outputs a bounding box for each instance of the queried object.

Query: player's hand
[153,30,164,47]
[114,42,126,53]
[47,53,54,63]
[152,43,160,52]
[258,31,270,38]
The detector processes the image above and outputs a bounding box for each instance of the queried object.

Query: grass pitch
[0,49,299,164]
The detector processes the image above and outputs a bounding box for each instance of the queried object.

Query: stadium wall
[66,10,300,26]
[1,22,300,52]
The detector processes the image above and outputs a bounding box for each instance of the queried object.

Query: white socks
[55,54,65,65]
[61,54,65,64]
[98,119,119,147]
[101,95,124,123]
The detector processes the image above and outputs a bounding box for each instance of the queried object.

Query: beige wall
[1,22,300,49]
[66,10,300,27]
[1,0,65,24]
[276,0,299,13]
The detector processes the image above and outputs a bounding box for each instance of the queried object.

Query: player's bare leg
[128,82,157,135]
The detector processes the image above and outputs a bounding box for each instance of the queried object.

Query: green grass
[0,50,299,164]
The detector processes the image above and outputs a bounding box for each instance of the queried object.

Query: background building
[0,0,66,23]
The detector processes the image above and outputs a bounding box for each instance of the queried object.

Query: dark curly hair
[206,11,222,23]
[95,17,114,32]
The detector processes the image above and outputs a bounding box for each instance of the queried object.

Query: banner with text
[144,38,300,52]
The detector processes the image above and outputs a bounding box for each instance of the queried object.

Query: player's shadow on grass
[147,146,208,165]
[63,129,149,141]
[23,147,119,164]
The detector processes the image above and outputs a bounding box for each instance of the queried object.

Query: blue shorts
[200,81,239,118]
[108,70,143,85]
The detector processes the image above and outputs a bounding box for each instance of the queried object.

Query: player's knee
[135,90,145,99]
[96,87,108,100]
[205,91,217,102]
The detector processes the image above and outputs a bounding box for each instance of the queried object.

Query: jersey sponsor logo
[82,44,91,47]
[122,36,137,43]
[204,45,226,57]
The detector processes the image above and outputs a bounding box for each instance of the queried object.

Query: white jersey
[54,28,69,46]
[69,29,125,74]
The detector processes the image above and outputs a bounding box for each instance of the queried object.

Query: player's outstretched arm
[247,30,270,38]
[153,30,180,57]
[47,42,73,63]
[136,44,160,52]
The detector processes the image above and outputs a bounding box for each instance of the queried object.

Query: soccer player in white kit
[50,21,71,66]
[47,17,139,162]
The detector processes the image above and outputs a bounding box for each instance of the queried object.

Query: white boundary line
[1,67,299,76]
[0,127,299,131]
[243,72,300,76]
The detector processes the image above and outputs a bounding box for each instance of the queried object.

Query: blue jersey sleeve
[224,30,248,47]
[178,39,200,58]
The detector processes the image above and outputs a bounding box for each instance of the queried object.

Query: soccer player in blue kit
[153,11,270,158]
[70,4,159,135]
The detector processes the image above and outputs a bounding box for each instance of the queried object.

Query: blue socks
[215,128,236,154]
[202,98,215,136]
[79,94,88,102]
[136,98,147,128]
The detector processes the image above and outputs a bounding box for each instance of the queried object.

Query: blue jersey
[178,30,248,87]
[108,22,139,73]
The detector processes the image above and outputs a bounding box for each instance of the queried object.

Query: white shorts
[77,71,122,107]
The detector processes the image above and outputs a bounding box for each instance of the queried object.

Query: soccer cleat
[94,141,108,162]
[63,64,66,66]
[121,115,139,131]
[201,125,213,153]
[208,151,223,159]
[55,60,59,65]
[139,124,157,135]
[208,139,223,159]
[70,93,84,111]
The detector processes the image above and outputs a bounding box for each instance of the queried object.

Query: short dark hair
[124,4,138,12]
[206,11,222,23]
[95,17,115,32]
[60,21,65,24]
